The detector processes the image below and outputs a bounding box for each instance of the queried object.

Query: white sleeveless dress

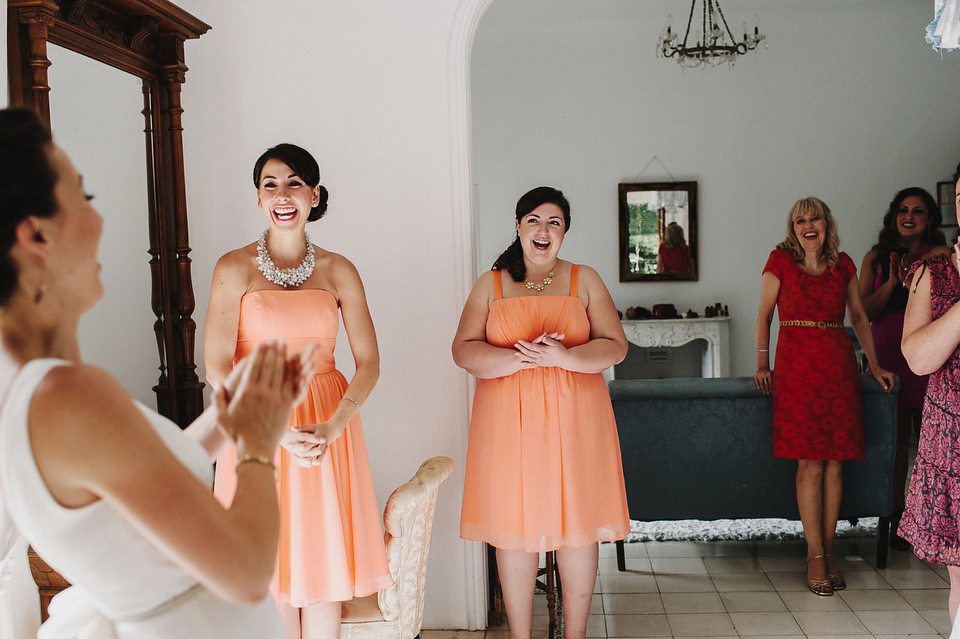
[0,358,285,639]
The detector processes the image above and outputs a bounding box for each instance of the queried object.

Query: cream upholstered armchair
[341,456,453,639]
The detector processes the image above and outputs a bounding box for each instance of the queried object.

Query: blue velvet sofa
[609,375,899,569]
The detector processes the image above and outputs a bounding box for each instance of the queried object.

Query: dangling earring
[34,284,45,305]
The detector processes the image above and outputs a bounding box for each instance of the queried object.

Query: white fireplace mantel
[620,317,731,378]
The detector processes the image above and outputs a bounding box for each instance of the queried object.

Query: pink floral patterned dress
[899,253,960,565]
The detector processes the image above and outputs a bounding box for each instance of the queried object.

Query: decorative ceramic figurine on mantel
[703,302,729,318]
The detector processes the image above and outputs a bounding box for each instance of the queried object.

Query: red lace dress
[764,249,864,460]
[899,253,960,565]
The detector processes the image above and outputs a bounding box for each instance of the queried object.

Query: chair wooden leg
[876,516,890,569]
[545,551,557,635]
[553,553,563,639]
[487,543,504,626]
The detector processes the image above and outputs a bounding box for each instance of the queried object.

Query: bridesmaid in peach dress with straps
[453,187,630,639]
[205,144,391,639]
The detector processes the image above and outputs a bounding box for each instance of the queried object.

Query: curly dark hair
[869,187,946,257]
[492,186,571,283]
[252,143,329,222]
[0,107,58,305]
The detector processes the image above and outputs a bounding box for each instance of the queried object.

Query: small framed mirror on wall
[618,181,698,282]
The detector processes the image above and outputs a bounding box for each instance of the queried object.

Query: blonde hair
[663,222,687,247]
[776,197,840,268]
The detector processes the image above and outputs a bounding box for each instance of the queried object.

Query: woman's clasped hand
[513,331,566,368]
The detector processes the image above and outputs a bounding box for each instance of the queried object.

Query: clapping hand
[289,343,320,407]
[514,332,567,369]
[888,252,904,285]
[213,341,296,455]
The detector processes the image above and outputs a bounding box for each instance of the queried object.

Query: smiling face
[792,206,827,255]
[517,202,566,266]
[895,195,930,240]
[46,144,104,313]
[256,158,320,230]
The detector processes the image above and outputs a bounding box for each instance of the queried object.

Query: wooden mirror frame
[618,181,698,282]
[7,0,210,427]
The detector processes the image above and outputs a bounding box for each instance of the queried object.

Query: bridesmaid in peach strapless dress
[204,143,391,639]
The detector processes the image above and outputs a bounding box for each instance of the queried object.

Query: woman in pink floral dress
[899,163,960,624]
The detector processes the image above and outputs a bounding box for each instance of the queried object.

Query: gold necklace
[524,270,555,291]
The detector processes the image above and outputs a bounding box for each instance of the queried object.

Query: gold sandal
[806,554,833,596]
[825,553,845,591]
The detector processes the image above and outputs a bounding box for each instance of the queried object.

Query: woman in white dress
[0,107,314,638]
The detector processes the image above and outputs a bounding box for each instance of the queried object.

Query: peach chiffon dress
[214,289,392,606]
[460,266,630,552]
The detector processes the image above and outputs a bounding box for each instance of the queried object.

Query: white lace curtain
[928,0,960,51]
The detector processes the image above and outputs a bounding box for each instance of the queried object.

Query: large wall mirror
[7,0,209,427]
[618,181,698,282]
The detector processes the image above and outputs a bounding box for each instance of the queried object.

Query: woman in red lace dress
[899,163,960,625]
[754,197,894,596]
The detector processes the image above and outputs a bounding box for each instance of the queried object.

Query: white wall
[46,45,158,408]
[1,8,6,106]
[473,0,960,377]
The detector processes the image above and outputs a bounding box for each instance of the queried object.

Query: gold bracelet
[236,454,275,470]
[340,395,360,415]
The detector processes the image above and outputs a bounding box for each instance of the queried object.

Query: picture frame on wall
[939,181,956,227]
[618,181,698,282]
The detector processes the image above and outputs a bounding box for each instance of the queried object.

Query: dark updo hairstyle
[870,186,945,257]
[0,107,58,305]
[492,186,571,283]
[252,143,329,222]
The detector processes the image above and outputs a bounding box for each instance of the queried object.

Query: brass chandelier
[658,0,766,68]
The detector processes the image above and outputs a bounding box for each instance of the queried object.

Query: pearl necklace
[256,230,315,288]
[524,270,555,292]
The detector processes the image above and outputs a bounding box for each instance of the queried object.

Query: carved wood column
[142,79,175,419]
[158,32,203,425]
[7,0,57,121]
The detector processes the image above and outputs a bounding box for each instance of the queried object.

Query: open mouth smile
[532,239,550,250]
[273,206,297,222]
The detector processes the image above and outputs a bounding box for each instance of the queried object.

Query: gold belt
[780,320,844,329]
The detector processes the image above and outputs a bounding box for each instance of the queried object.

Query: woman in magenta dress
[859,187,949,550]
[899,163,960,624]
[755,197,894,596]
[205,144,391,639]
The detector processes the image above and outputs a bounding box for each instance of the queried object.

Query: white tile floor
[423,536,953,639]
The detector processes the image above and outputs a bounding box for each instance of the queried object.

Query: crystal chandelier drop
[657,0,766,69]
